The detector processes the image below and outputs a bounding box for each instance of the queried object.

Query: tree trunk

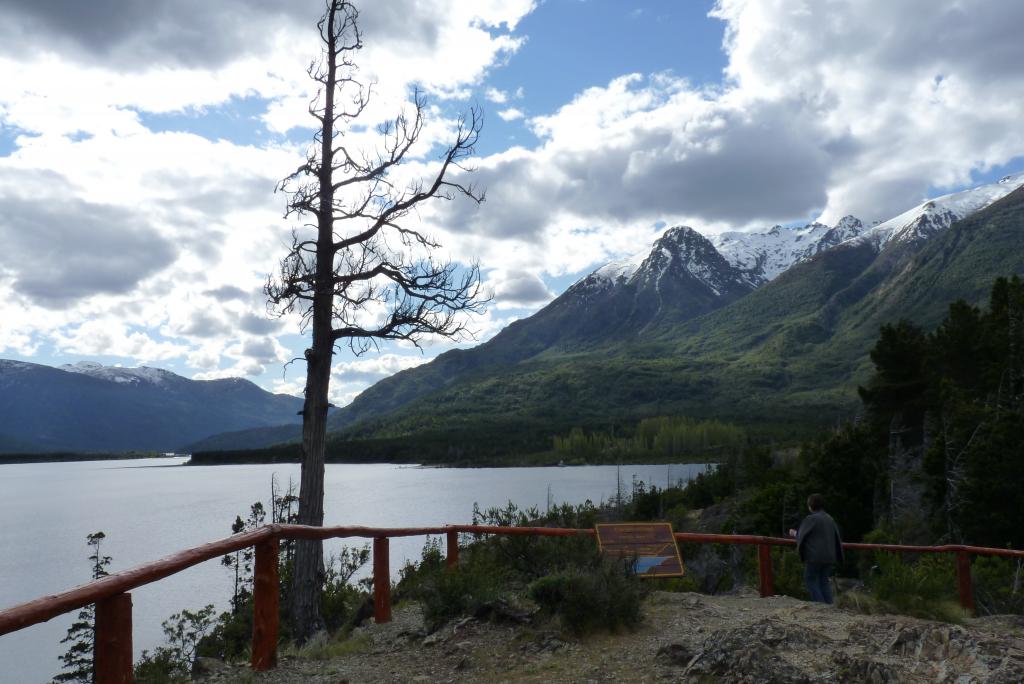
[290,339,329,641]
[289,224,334,640]
[289,1,340,644]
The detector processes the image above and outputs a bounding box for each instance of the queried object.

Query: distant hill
[0,361,303,452]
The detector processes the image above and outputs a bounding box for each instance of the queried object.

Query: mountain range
[308,172,1024,450]
[0,361,302,453]
[4,173,1023,455]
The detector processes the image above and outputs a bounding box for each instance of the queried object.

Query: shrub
[973,555,1024,615]
[771,547,809,600]
[869,552,964,623]
[134,606,217,683]
[396,536,507,632]
[468,501,602,579]
[418,564,503,632]
[321,545,372,632]
[528,559,645,635]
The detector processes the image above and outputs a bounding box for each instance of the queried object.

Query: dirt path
[197,589,1024,683]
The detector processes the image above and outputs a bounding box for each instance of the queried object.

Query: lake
[0,458,709,683]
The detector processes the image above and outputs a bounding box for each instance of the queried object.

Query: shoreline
[0,452,182,465]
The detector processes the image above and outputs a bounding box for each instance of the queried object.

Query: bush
[869,552,964,623]
[771,547,809,600]
[134,606,217,683]
[468,501,602,579]
[321,545,372,632]
[397,537,506,632]
[973,555,1024,615]
[418,564,503,632]
[528,559,645,636]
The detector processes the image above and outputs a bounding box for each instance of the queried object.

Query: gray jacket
[796,510,844,565]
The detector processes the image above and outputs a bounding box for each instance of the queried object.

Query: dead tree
[266,0,486,642]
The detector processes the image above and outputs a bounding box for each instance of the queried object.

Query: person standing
[789,493,844,604]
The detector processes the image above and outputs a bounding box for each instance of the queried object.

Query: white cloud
[485,88,509,104]
[486,269,555,309]
[332,353,430,384]
[498,107,526,121]
[52,320,187,362]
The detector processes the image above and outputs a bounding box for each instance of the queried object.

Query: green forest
[692,275,1024,552]
[552,417,746,463]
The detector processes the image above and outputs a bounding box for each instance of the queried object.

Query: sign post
[595,523,685,578]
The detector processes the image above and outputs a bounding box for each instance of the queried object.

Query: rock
[655,643,695,667]
[473,598,534,624]
[832,652,899,683]
[423,631,447,647]
[539,634,566,652]
[191,656,230,678]
[684,640,813,683]
[680,619,826,682]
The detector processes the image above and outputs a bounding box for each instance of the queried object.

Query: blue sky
[1,0,1023,405]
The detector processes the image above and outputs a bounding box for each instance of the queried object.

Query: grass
[282,632,373,661]
[838,590,967,624]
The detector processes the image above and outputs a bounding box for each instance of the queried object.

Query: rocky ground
[195,589,1024,683]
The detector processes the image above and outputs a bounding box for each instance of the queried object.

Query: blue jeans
[804,562,834,604]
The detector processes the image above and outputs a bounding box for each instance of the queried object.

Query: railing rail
[2,524,1022,683]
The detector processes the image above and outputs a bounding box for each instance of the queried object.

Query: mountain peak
[630,225,750,298]
[662,225,702,240]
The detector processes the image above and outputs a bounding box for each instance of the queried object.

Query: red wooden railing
[2,524,1022,683]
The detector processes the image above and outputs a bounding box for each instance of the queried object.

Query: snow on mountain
[857,172,1024,248]
[589,249,649,287]
[60,360,177,386]
[711,216,866,286]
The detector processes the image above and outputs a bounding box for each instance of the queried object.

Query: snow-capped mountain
[581,226,751,297]
[856,172,1024,248]
[631,227,751,296]
[577,217,868,295]
[577,172,1024,297]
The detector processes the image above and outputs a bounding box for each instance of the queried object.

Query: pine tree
[53,532,111,684]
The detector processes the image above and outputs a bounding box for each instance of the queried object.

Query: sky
[1,0,1023,406]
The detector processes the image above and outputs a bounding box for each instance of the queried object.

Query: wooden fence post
[251,538,280,671]
[446,530,459,569]
[94,592,132,684]
[373,537,392,623]
[757,544,774,597]
[956,551,975,614]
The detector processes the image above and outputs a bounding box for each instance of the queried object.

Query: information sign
[595,522,685,578]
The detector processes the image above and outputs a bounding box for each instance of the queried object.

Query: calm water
[0,458,708,683]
